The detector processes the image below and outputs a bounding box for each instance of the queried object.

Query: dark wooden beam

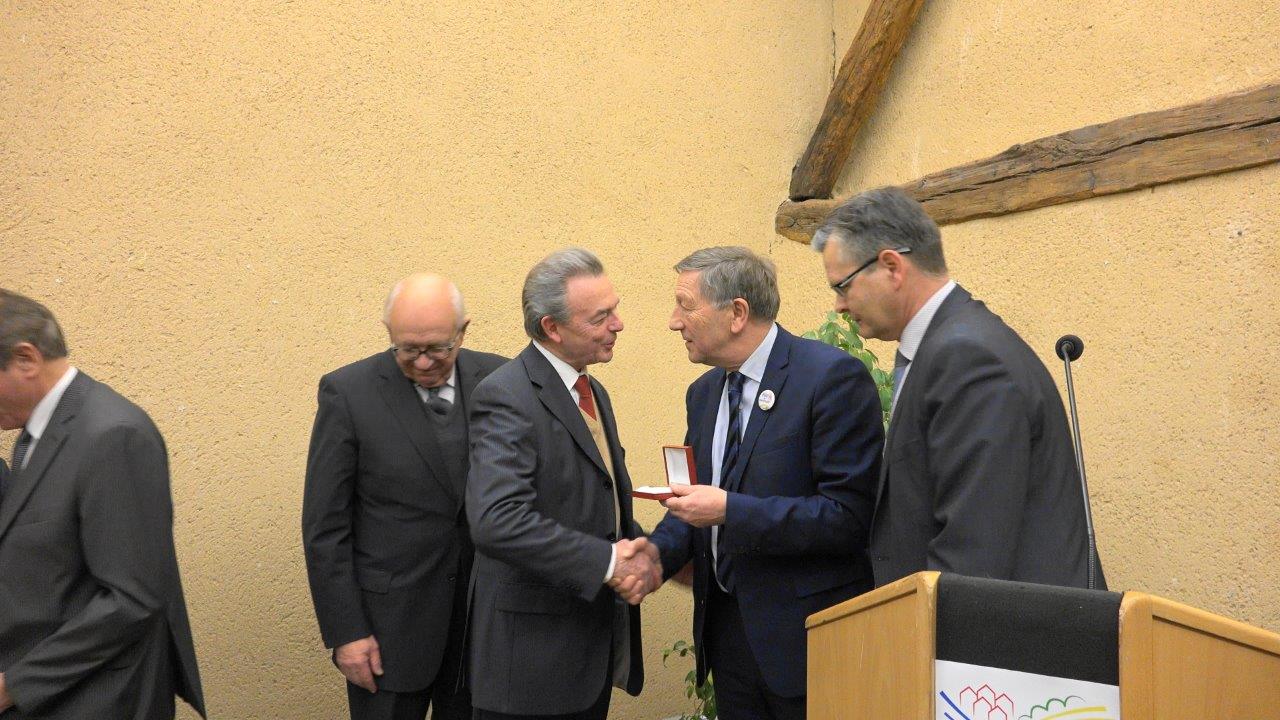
[777,83,1280,243]
[788,0,926,202]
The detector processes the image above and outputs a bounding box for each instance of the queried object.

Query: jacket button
[448,574,457,582]
[606,532,617,542]
[603,480,613,489]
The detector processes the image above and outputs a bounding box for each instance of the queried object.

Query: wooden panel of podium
[806,572,1280,719]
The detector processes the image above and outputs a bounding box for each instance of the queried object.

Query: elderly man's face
[669,271,734,368]
[386,303,466,389]
[822,240,898,342]
[549,274,623,371]
[0,348,40,431]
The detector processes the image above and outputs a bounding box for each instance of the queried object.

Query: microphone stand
[1055,334,1098,590]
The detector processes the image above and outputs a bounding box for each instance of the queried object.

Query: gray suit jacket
[0,372,204,719]
[466,344,644,715]
[872,285,1103,589]
[302,347,506,691]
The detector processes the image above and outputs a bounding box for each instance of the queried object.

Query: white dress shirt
[892,280,956,411]
[709,323,778,587]
[18,366,78,470]
[532,341,618,583]
[413,365,458,405]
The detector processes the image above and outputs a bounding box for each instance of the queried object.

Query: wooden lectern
[806,571,1280,719]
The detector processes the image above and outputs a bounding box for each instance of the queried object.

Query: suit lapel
[695,368,723,491]
[0,373,88,542]
[521,345,610,476]
[375,351,457,503]
[723,329,791,493]
[592,379,635,527]
[877,285,974,507]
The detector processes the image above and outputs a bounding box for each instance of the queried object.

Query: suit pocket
[356,567,392,594]
[495,582,574,615]
[753,432,800,456]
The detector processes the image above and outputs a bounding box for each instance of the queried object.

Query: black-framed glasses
[390,325,466,362]
[830,247,912,296]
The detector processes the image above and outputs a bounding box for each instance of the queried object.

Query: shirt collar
[898,280,956,363]
[532,340,584,392]
[26,367,78,441]
[735,323,778,384]
[417,365,457,393]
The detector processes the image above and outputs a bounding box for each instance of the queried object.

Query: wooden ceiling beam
[777,83,1280,243]
[788,0,927,202]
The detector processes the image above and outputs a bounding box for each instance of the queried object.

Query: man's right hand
[609,538,663,604]
[335,635,383,693]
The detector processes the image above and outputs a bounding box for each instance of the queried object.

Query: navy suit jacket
[649,327,883,698]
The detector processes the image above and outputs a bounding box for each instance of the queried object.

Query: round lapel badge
[757,389,775,411]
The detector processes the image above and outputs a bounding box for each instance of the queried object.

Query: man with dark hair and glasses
[303,274,507,720]
[812,187,1103,590]
[0,289,204,719]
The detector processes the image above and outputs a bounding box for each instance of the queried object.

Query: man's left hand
[0,671,13,713]
[661,484,728,527]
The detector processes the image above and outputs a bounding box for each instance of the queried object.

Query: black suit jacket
[649,327,882,698]
[0,372,204,719]
[872,285,1102,588]
[302,347,507,692]
[466,344,644,715]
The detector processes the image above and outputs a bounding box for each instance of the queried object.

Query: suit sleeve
[4,423,181,712]
[720,354,882,556]
[647,383,697,579]
[466,381,614,602]
[923,337,1031,577]
[300,376,370,649]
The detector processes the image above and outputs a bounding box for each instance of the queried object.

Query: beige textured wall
[1,1,1277,718]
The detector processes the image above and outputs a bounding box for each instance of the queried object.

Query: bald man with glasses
[303,274,507,720]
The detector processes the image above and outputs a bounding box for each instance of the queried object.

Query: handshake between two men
[608,483,728,604]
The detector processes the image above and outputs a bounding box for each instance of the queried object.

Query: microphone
[1056,334,1099,590]
[1055,334,1083,361]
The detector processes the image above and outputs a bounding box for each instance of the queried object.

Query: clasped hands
[608,537,663,605]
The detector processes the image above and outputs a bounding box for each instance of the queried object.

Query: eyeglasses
[830,247,912,296]
[390,326,466,362]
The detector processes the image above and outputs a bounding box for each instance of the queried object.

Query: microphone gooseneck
[1057,334,1097,590]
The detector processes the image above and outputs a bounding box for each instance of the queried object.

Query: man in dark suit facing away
[811,187,1104,590]
[303,274,507,720]
[0,289,204,719]
[645,247,884,720]
[466,248,659,720]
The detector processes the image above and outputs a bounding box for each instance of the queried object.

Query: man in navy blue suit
[646,247,883,719]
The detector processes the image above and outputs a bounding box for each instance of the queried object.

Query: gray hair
[812,187,947,275]
[381,278,467,326]
[522,248,605,341]
[674,246,780,322]
[0,289,69,367]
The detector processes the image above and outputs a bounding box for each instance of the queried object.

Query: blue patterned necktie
[716,372,745,590]
[2,429,32,503]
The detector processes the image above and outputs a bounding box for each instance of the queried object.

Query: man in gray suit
[811,188,1103,589]
[0,289,204,719]
[303,274,506,720]
[466,248,658,720]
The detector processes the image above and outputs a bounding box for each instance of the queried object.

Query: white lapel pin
[757,390,775,411]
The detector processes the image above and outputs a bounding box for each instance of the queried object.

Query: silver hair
[811,186,947,275]
[674,246,780,322]
[381,278,467,326]
[0,289,69,367]
[522,248,605,341]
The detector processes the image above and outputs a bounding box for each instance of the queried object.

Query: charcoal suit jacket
[0,372,204,719]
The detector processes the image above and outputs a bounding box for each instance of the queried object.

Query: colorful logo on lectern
[937,684,1116,720]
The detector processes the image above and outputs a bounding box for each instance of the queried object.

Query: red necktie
[574,374,596,420]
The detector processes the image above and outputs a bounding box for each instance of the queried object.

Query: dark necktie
[11,428,32,474]
[573,374,596,420]
[425,386,452,417]
[3,429,32,503]
[891,350,911,409]
[716,372,745,590]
